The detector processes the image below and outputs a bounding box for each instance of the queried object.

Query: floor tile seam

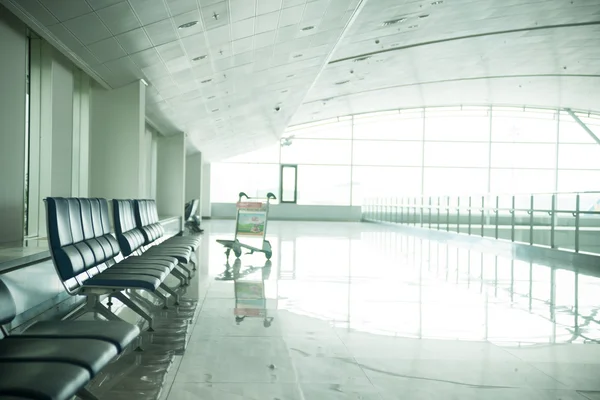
[493,345,574,390]
[333,327,381,393]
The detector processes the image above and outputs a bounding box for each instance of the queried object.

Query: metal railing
[362,191,600,254]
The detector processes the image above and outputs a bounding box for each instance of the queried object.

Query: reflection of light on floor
[205,220,600,345]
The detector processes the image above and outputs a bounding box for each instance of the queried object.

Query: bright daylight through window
[211,106,600,206]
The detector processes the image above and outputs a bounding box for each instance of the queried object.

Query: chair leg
[62,303,88,321]
[177,263,193,279]
[77,387,100,400]
[94,302,121,322]
[129,290,159,309]
[151,289,169,309]
[113,292,154,332]
[159,283,180,306]
[170,268,189,287]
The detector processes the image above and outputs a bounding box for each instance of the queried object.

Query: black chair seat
[98,266,168,281]
[21,320,140,353]
[144,248,191,263]
[0,338,117,376]
[83,273,161,291]
[0,361,90,400]
[165,237,200,248]
[122,256,177,270]
[108,263,172,274]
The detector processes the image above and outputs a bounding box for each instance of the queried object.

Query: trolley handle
[266,192,276,200]
[238,192,249,200]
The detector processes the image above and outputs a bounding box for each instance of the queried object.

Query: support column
[0,8,27,243]
[201,163,211,218]
[89,80,146,199]
[185,153,202,210]
[156,133,186,225]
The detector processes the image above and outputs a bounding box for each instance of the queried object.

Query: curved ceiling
[2,0,600,161]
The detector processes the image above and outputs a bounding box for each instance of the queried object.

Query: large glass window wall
[211,106,600,205]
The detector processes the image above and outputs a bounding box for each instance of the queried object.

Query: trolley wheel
[265,252,272,260]
[234,249,242,258]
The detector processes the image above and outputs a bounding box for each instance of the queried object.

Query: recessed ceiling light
[201,79,212,83]
[192,55,207,61]
[431,0,443,4]
[419,14,430,18]
[287,74,295,78]
[301,25,314,31]
[293,54,303,58]
[335,80,350,85]
[178,21,198,29]
[353,56,371,62]
[408,25,418,29]
[382,17,407,26]
[212,108,219,112]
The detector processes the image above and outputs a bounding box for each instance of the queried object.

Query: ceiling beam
[564,108,600,146]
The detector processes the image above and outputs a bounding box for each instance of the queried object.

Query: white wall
[185,153,202,207]
[156,134,185,222]
[28,41,91,237]
[0,8,27,243]
[201,163,212,218]
[49,51,74,197]
[89,80,146,199]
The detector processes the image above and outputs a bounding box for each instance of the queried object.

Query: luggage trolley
[217,192,276,259]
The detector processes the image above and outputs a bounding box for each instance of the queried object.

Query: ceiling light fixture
[353,56,371,62]
[335,80,350,85]
[408,25,418,28]
[419,14,430,18]
[212,108,219,112]
[293,54,303,58]
[192,55,207,61]
[287,74,295,78]
[201,79,212,83]
[301,25,315,31]
[431,0,443,4]
[382,17,407,26]
[178,21,198,29]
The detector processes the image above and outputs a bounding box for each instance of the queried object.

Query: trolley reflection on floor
[215,258,276,327]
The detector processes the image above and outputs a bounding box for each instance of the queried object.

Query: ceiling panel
[43,0,92,21]
[87,36,127,63]
[96,1,140,35]
[128,0,170,25]
[116,27,153,54]
[6,0,598,162]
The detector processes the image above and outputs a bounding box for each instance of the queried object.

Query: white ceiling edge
[2,0,192,142]
[287,102,600,130]
[0,0,111,90]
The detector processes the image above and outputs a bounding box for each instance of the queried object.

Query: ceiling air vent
[382,17,407,26]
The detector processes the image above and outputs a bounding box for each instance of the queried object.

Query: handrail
[362,191,600,254]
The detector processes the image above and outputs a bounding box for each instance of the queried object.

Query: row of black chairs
[0,197,200,399]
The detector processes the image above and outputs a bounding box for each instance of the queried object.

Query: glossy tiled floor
[93,220,600,399]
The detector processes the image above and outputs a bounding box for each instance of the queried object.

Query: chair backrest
[184,199,199,221]
[133,200,165,245]
[46,197,96,282]
[112,199,146,256]
[0,278,16,327]
[46,197,124,287]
